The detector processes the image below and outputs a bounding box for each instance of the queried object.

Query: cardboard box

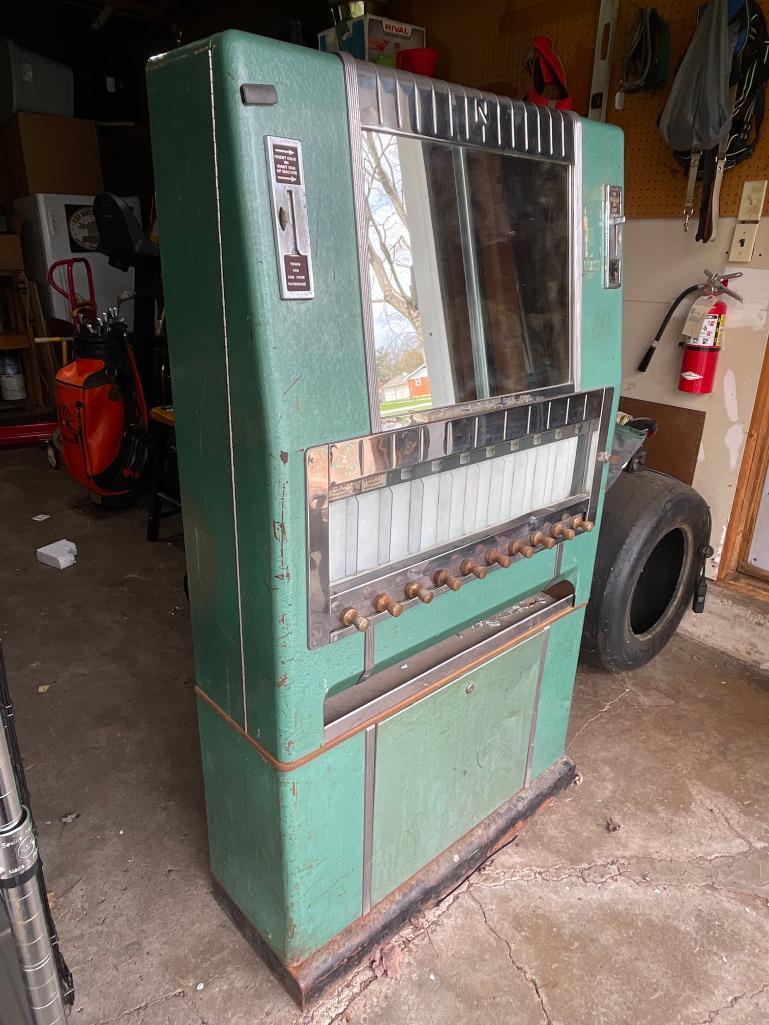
[319,15,426,64]
[0,233,23,271]
[0,113,102,207]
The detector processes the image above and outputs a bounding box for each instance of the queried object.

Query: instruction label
[272,144,301,186]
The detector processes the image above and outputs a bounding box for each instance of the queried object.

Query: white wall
[621,217,769,577]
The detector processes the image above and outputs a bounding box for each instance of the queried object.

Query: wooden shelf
[0,333,31,350]
[0,400,54,418]
[0,272,59,411]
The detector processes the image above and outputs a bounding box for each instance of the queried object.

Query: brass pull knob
[340,607,369,632]
[373,593,404,617]
[530,529,556,550]
[486,548,511,568]
[460,559,488,580]
[569,515,595,533]
[508,540,535,558]
[405,581,434,604]
[551,522,576,541]
[434,569,462,591]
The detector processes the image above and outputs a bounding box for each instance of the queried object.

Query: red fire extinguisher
[678,295,727,394]
[637,269,743,394]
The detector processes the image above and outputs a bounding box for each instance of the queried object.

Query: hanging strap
[695,147,718,241]
[704,138,729,241]
[683,150,701,231]
[697,82,738,240]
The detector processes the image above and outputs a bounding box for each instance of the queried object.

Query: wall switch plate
[729,221,759,263]
[737,180,767,222]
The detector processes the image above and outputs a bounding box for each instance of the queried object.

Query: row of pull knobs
[340,515,593,631]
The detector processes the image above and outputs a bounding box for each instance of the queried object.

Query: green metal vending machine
[147,32,623,1004]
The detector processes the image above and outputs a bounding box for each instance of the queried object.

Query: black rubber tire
[580,469,710,672]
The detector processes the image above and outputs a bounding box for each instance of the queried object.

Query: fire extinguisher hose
[637,283,702,372]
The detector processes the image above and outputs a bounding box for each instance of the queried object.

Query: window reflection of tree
[422,143,477,404]
[362,132,426,389]
[363,132,571,415]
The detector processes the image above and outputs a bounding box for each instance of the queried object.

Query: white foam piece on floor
[36,539,77,570]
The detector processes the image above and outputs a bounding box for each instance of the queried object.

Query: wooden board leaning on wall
[389,0,769,218]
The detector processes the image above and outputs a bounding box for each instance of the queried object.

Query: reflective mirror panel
[363,131,572,427]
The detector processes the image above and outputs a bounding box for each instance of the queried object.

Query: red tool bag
[526,35,573,110]
[55,320,150,496]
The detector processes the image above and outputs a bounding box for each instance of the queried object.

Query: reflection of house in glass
[406,363,429,398]
[380,363,430,406]
[381,373,409,404]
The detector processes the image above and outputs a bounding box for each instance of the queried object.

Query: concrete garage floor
[3,447,769,1025]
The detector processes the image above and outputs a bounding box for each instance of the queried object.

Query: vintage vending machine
[147,32,623,1004]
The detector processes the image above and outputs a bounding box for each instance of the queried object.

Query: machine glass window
[363,130,572,427]
[465,149,571,398]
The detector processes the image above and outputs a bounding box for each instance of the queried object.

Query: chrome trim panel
[587,387,615,522]
[264,136,315,300]
[552,535,564,579]
[571,117,583,390]
[208,47,249,731]
[604,183,624,289]
[339,53,379,432]
[324,390,603,489]
[453,148,490,399]
[324,582,575,742]
[306,445,331,652]
[362,724,377,914]
[524,628,550,787]
[305,388,611,648]
[380,384,578,429]
[360,627,376,682]
[328,421,585,505]
[353,61,575,160]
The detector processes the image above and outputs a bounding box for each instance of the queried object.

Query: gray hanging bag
[659,0,735,240]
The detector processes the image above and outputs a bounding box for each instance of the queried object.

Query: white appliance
[14,193,140,331]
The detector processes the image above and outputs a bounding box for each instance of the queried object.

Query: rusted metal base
[212,756,576,1007]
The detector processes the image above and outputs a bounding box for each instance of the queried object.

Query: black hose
[637,283,701,372]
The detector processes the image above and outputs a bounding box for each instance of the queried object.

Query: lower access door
[369,632,545,906]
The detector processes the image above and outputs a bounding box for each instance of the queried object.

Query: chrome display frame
[306,388,613,648]
[338,53,583,435]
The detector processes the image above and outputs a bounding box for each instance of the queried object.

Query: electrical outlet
[729,222,759,263]
[737,180,767,221]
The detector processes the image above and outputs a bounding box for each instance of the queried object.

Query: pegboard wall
[389,0,769,219]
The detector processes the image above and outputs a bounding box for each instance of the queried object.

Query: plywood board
[619,394,705,484]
